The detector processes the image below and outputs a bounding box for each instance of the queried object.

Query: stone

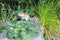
[29,17,44,40]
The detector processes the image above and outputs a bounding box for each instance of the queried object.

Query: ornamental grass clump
[38,0,60,40]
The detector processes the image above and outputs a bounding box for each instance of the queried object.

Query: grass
[38,0,60,40]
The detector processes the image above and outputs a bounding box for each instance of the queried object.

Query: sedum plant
[1,20,41,40]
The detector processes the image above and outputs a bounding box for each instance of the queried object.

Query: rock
[0,33,9,40]
[29,35,44,40]
[29,17,44,40]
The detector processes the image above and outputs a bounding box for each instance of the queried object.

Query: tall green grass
[38,0,60,40]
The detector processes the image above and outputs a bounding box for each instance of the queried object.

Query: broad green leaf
[2,29,7,37]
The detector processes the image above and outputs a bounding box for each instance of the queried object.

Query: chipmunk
[18,12,30,21]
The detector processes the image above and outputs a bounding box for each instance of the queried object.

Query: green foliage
[38,0,60,40]
[0,0,60,40]
[0,1,40,40]
[1,20,40,40]
[1,3,6,22]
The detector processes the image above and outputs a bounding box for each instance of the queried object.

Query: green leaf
[8,28,15,38]
[23,33,32,40]
[2,29,7,37]
[8,33,14,39]
[14,33,19,38]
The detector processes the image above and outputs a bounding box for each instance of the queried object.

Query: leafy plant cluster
[0,1,41,40]
[1,19,40,40]
[0,1,40,40]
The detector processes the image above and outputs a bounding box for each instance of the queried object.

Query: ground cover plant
[0,2,41,40]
